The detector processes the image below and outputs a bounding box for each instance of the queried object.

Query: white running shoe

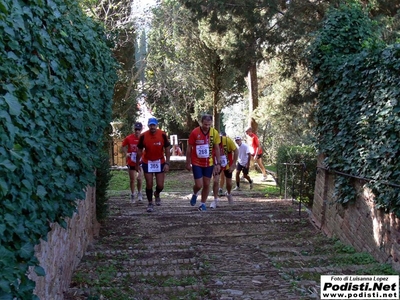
[233,186,241,191]
[210,199,219,209]
[130,193,136,204]
[137,192,143,202]
[210,199,217,209]
[226,193,233,205]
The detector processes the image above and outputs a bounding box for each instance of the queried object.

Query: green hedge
[95,148,111,221]
[308,3,400,213]
[0,0,117,298]
[276,145,317,206]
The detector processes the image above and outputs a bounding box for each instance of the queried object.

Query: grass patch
[334,252,376,266]
[266,165,277,173]
[298,271,320,281]
[263,185,280,197]
[356,263,399,275]
[163,171,193,192]
[108,170,192,193]
[108,169,280,197]
[162,276,197,287]
[109,170,131,191]
[333,240,356,254]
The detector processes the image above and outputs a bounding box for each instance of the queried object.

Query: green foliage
[357,263,399,276]
[180,0,341,133]
[145,0,202,133]
[262,184,280,198]
[95,149,111,221]
[308,3,383,92]
[333,240,356,254]
[79,0,140,136]
[0,0,117,298]
[146,0,245,133]
[308,3,400,214]
[276,145,317,206]
[256,60,317,155]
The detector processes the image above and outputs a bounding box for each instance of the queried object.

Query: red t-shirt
[121,134,140,166]
[188,127,220,167]
[248,133,262,155]
[137,129,170,164]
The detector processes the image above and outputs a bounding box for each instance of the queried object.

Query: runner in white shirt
[233,136,253,191]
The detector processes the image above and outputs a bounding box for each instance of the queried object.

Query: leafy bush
[276,145,317,206]
[95,149,112,221]
[0,0,117,298]
[308,3,400,213]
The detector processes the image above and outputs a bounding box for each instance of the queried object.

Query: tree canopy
[145,0,245,133]
[79,0,141,134]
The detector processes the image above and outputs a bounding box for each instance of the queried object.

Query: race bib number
[196,144,209,158]
[148,159,161,172]
[130,152,137,162]
[220,155,228,167]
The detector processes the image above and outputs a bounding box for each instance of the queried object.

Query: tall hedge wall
[0,0,118,298]
[308,4,400,214]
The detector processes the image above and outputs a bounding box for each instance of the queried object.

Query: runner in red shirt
[136,118,171,212]
[122,122,144,204]
[186,114,221,211]
[245,127,268,181]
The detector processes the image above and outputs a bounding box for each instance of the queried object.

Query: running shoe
[190,194,197,206]
[146,203,154,212]
[210,199,219,209]
[198,203,207,211]
[226,193,233,205]
[233,186,241,191]
[261,176,268,182]
[137,192,143,202]
[154,192,161,206]
[130,193,136,204]
[218,188,224,196]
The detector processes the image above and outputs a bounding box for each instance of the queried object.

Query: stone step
[64,194,383,300]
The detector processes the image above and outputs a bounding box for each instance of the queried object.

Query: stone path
[64,181,384,300]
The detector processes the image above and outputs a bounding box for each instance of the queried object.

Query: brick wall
[29,186,100,300]
[311,154,400,271]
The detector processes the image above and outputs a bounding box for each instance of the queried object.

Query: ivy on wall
[308,4,400,213]
[0,0,118,298]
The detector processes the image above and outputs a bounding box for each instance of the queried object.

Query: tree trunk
[213,90,220,131]
[247,62,258,133]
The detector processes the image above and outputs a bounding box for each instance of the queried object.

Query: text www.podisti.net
[320,275,399,300]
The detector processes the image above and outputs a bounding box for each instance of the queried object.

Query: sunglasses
[135,128,142,131]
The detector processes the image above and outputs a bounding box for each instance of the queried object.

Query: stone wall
[311,154,400,271]
[29,186,100,300]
